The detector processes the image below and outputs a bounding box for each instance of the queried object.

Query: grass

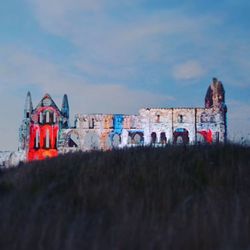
[0,144,250,250]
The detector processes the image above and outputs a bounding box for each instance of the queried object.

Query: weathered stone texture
[14,78,227,165]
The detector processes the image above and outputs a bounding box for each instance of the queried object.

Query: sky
[0,0,250,150]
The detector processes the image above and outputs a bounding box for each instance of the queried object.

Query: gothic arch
[173,128,189,144]
[151,132,157,144]
[65,130,81,148]
[160,132,167,145]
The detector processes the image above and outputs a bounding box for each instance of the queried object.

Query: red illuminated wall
[28,106,60,161]
[198,129,213,144]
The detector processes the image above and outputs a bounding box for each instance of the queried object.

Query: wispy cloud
[172,60,206,81]
[27,0,216,66]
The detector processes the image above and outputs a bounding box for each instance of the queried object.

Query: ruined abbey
[16,77,227,162]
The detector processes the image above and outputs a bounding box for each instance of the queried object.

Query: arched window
[67,133,80,148]
[156,114,160,123]
[160,132,167,145]
[128,132,143,145]
[39,112,43,124]
[35,129,40,149]
[53,112,56,123]
[151,132,157,144]
[89,118,95,129]
[178,115,183,123]
[46,111,50,123]
[45,129,50,148]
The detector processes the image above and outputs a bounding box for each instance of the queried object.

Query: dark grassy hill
[0,145,250,250]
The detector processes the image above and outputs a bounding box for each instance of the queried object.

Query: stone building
[19,78,227,161]
[19,93,70,161]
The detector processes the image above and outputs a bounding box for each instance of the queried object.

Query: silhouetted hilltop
[0,145,250,250]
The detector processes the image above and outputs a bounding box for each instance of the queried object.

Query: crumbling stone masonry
[18,78,227,161]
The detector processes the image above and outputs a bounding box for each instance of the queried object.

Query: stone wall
[58,105,226,152]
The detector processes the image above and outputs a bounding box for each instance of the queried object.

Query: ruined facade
[18,78,227,161]
[19,93,69,161]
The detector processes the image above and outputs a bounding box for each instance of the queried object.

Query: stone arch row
[64,130,144,150]
[64,128,210,150]
[150,129,189,145]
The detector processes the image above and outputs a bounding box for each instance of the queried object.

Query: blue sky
[0,0,250,150]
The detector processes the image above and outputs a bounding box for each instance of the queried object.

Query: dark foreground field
[0,145,250,250]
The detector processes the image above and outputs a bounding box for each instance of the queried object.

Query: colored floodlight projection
[18,78,227,163]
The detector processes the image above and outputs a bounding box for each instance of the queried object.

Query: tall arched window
[46,129,50,148]
[46,111,50,123]
[160,132,167,145]
[53,112,56,123]
[89,118,95,129]
[133,133,141,145]
[151,132,157,144]
[178,115,183,123]
[173,128,189,144]
[34,129,40,149]
[39,112,43,124]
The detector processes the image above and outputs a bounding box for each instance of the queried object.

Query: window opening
[156,114,160,123]
[39,112,43,123]
[178,115,183,123]
[46,129,50,148]
[151,132,157,144]
[46,111,50,123]
[53,112,56,123]
[35,129,40,149]
[160,132,167,145]
[89,118,95,129]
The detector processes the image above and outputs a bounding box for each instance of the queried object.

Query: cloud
[26,0,236,91]
[172,60,206,81]
[27,0,212,64]
[24,0,250,89]
[25,0,220,93]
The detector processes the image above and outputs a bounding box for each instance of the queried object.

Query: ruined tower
[205,77,225,109]
[204,77,227,142]
[24,91,33,119]
[18,92,71,161]
[19,92,33,151]
[60,94,69,129]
